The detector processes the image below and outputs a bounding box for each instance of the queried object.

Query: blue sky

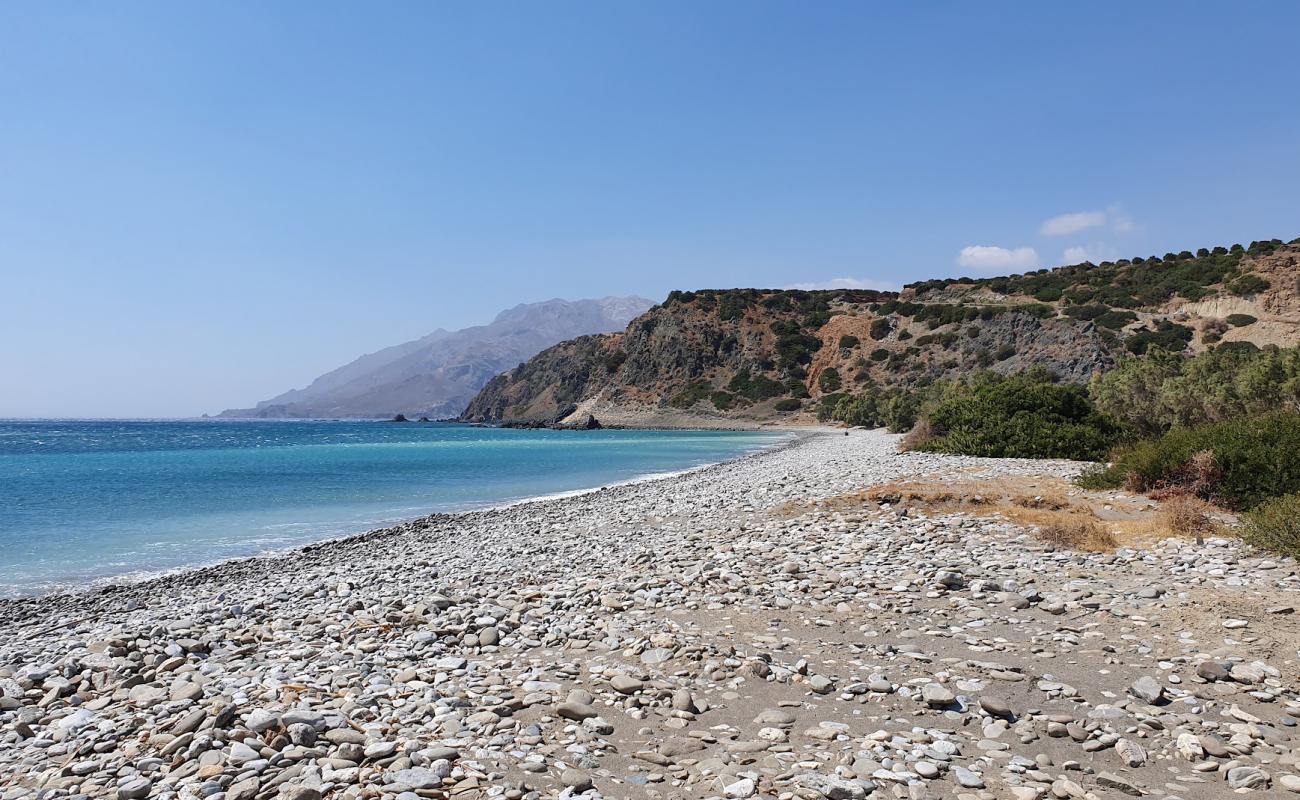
[2,3,1298,417]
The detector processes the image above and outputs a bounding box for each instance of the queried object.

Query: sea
[0,419,787,598]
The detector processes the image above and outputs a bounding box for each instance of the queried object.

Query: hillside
[218,297,653,419]
[461,239,1300,427]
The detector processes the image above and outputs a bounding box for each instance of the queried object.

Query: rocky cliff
[462,239,1300,427]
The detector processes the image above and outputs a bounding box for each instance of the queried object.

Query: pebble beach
[2,429,1298,800]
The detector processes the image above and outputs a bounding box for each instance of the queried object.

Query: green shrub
[1226,313,1258,327]
[870,348,890,362]
[1090,344,1300,437]
[816,393,848,422]
[831,393,877,427]
[728,369,787,401]
[710,391,736,410]
[1088,412,1300,510]
[818,368,842,393]
[994,344,1016,361]
[1242,493,1300,558]
[1216,340,1261,355]
[1126,321,1192,355]
[878,391,921,432]
[669,381,711,409]
[1095,310,1138,330]
[913,373,1116,460]
[774,398,802,412]
[869,318,892,340]
[604,350,627,372]
[1228,274,1270,296]
[838,334,860,350]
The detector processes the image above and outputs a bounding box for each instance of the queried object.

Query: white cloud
[1042,205,1139,237]
[1108,205,1136,234]
[956,245,1040,272]
[1040,210,1107,237]
[1063,243,1119,264]
[787,277,900,291]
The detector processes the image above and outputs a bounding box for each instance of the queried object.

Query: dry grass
[1159,493,1219,539]
[1036,519,1118,551]
[774,474,1227,552]
[899,418,936,451]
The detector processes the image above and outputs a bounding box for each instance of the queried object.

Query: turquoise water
[0,420,786,597]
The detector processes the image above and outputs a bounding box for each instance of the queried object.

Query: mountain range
[218,296,653,419]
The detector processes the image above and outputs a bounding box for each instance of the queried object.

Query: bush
[1087,412,1300,510]
[818,368,842,393]
[816,393,848,422]
[870,348,890,362]
[669,381,711,409]
[774,398,802,412]
[728,369,787,401]
[604,350,628,372]
[1036,519,1117,552]
[912,373,1116,460]
[838,334,860,350]
[1095,310,1138,330]
[1090,344,1300,437]
[869,318,892,340]
[1242,493,1300,558]
[710,391,736,410]
[1126,321,1192,355]
[1226,313,1257,327]
[1228,274,1270,296]
[1199,318,1228,344]
[1160,494,1218,539]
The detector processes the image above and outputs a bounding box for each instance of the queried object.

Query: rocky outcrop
[460,291,1119,426]
[462,240,1300,427]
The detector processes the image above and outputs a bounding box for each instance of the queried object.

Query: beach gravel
[1,429,1298,800]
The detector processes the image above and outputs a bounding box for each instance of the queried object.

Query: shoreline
[4,428,1295,800]
[0,427,815,616]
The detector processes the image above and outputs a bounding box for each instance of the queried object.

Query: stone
[117,778,151,800]
[979,695,1013,718]
[723,777,756,798]
[556,701,598,720]
[922,683,955,708]
[953,766,984,788]
[610,674,643,694]
[1096,772,1142,796]
[387,768,444,790]
[797,773,868,799]
[560,769,593,792]
[1128,676,1164,704]
[1115,738,1146,767]
[1226,767,1270,790]
[1196,661,1229,681]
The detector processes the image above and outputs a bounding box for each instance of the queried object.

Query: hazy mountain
[217,297,654,419]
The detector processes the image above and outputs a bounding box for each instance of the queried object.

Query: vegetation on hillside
[905,372,1116,460]
[907,238,1292,306]
[1089,344,1300,437]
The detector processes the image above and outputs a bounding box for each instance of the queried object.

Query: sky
[2,3,1298,418]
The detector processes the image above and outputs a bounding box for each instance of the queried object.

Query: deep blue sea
[0,420,786,598]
